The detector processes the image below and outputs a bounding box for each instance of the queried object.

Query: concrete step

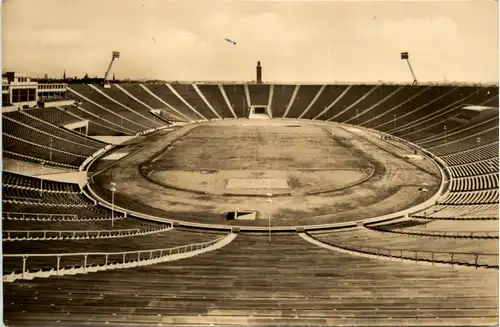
[5,313,499,326]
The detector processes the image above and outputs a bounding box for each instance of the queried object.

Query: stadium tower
[256,61,262,84]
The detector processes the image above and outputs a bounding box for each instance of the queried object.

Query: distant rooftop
[2,71,33,84]
[2,72,27,78]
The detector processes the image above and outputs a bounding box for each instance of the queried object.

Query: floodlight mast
[104,51,120,88]
[401,52,418,86]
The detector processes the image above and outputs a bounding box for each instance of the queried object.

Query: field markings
[102,152,130,160]
[226,178,290,189]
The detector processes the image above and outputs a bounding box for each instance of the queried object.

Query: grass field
[90,119,441,227]
[145,121,372,196]
[149,122,369,170]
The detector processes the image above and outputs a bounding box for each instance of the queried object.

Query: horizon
[2,0,499,84]
[20,76,500,86]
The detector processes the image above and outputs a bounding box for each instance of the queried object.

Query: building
[2,72,74,111]
[256,61,262,84]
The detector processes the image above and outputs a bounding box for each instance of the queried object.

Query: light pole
[444,125,447,142]
[111,182,117,228]
[419,183,429,216]
[400,52,418,85]
[266,193,273,242]
[422,188,428,202]
[39,161,45,196]
[49,137,53,162]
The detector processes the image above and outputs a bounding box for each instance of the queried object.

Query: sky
[2,0,499,83]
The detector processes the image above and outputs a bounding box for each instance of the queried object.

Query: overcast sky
[2,0,498,83]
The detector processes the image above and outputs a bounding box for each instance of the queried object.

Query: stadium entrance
[249,105,271,119]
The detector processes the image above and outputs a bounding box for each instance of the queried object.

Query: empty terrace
[3,234,498,326]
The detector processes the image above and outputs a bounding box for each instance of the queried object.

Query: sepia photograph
[1,0,499,326]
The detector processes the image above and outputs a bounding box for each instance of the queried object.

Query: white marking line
[226,178,289,189]
[102,152,130,160]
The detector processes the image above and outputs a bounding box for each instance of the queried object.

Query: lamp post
[39,161,45,196]
[400,52,418,85]
[419,183,429,216]
[111,182,117,228]
[444,125,447,142]
[422,188,428,202]
[266,193,273,242]
[49,137,53,162]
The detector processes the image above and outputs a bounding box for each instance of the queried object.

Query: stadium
[2,1,500,326]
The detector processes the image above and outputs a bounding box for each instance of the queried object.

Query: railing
[388,228,499,239]
[3,198,90,207]
[305,232,498,269]
[3,226,171,241]
[3,212,78,220]
[411,214,499,221]
[366,225,499,238]
[3,212,125,221]
[3,196,42,202]
[3,183,80,194]
[3,235,226,280]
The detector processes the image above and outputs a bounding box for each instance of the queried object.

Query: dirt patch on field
[149,123,369,171]
[90,119,440,227]
[146,169,370,196]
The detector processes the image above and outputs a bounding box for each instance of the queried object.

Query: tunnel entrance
[225,211,257,220]
[254,106,266,114]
